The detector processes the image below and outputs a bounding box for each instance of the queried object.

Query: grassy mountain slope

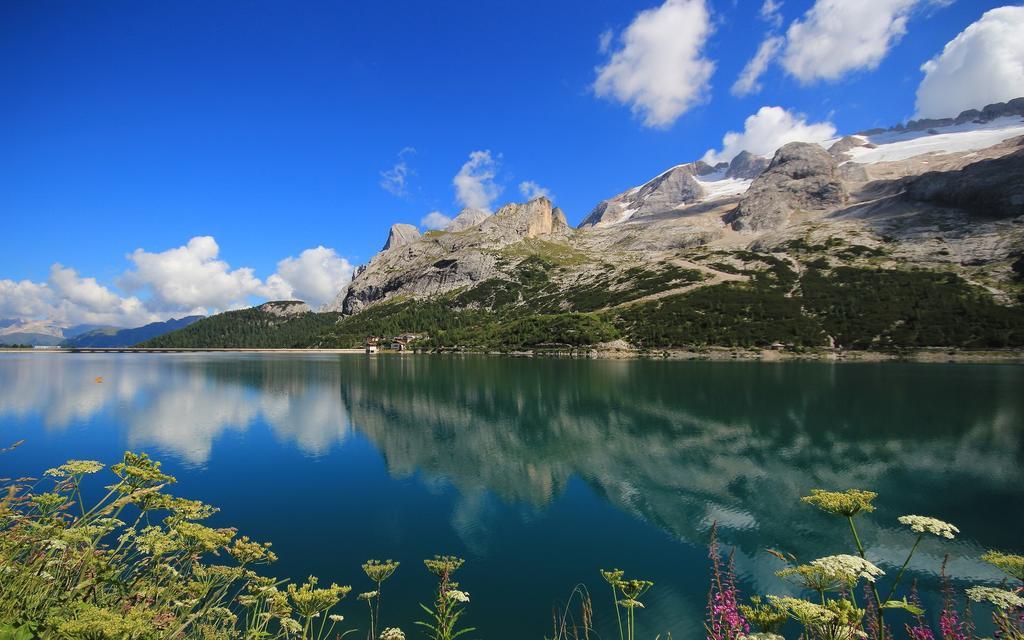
[145,244,1024,352]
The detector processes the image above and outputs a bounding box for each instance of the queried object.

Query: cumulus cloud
[731,36,784,97]
[0,278,57,320]
[593,0,715,128]
[47,265,155,326]
[119,236,264,312]
[519,181,553,201]
[420,211,452,231]
[453,150,502,211]
[781,0,938,83]
[379,147,416,197]
[267,246,355,309]
[702,106,836,164]
[1,237,354,327]
[915,6,1024,119]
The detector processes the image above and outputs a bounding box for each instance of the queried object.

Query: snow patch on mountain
[847,116,1024,164]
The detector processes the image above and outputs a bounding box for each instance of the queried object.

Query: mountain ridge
[146,98,1024,353]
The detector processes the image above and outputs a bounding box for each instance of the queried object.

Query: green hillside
[143,250,1024,352]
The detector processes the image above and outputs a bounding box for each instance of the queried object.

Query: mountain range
[0,316,204,347]
[145,98,1024,353]
[60,316,204,348]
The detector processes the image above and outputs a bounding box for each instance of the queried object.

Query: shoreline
[2,346,1023,363]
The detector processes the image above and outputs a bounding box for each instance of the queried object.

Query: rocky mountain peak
[446,208,489,232]
[383,223,421,251]
[725,151,770,180]
[728,142,847,233]
[482,197,571,240]
[579,164,706,228]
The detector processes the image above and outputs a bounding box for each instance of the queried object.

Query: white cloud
[453,150,502,211]
[598,29,613,54]
[119,236,264,312]
[420,211,452,231]
[0,279,54,320]
[702,106,836,164]
[380,147,416,197]
[761,0,784,28]
[47,265,155,326]
[915,6,1024,119]
[1,237,355,327]
[781,0,933,83]
[593,0,715,128]
[519,181,553,201]
[268,246,355,309]
[731,36,784,97]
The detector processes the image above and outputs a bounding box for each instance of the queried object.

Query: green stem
[883,534,922,605]
[316,607,329,640]
[611,584,624,640]
[375,580,383,640]
[848,516,885,640]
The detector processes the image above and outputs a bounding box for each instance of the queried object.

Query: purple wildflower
[940,556,968,640]
[905,581,935,640]
[705,523,749,640]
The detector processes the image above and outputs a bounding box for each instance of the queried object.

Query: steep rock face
[725,151,770,179]
[382,223,420,251]
[482,197,570,241]
[445,208,489,231]
[328,198,571,315]
[729,142,847,233]
[258,301,311,317]
[904,146,1024,218]
[579,164,706,228]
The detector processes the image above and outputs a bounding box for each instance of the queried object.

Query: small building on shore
[364,337,380,354]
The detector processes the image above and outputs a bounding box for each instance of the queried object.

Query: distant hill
[62,316,204,348]
[0,332,64,346]
[139,302,334,348]
[63,323,119,339]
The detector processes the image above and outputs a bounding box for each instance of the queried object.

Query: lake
[1,353,1021,638]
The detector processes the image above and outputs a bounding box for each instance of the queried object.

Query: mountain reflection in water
[1,353,1021,638]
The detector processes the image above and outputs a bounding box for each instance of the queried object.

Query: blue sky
[1,0,1021,325]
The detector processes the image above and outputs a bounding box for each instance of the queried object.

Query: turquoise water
[1,353,1021,637]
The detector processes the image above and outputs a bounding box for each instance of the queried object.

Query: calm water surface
[1,353,1021,638]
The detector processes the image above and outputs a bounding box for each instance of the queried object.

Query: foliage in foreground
[1,453,1021,640]
[0,452,472,640]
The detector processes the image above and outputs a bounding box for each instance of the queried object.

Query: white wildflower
[329,614,344,623]
[446,589,470,603]
[811,555,885,583]
[966,586,1024,610]
[380,628,406,640]
[898,515,959,539]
